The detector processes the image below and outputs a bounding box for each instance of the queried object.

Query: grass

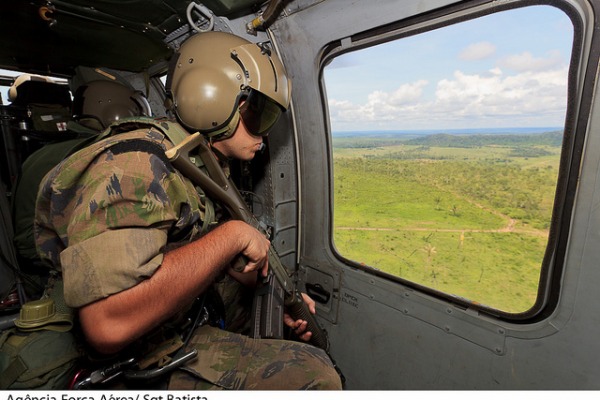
[332,139,559,313]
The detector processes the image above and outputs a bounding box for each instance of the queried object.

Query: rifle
[165,132,330,352]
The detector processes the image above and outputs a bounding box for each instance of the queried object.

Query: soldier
[34,31,342,390]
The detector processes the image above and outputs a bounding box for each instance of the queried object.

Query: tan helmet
[166,31,291,139]
[73,80,152,130]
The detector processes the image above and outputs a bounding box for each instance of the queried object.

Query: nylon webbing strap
[0,355,27,389]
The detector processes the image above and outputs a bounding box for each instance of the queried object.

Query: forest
[331,130,562,313]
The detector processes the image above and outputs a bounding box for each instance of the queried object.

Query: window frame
[320,0,586,321]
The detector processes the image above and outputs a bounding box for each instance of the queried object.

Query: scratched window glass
[324,6,573,313]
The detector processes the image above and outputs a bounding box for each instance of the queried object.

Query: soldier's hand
[284,293,316,342]
[237,222,270,277]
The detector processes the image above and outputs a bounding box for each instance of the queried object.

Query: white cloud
[365,80,428,110]
[434,67,567,115]
[328,65,569,131]
[499,50,564,72]
[489,67,503,76]
[459,42,496,61]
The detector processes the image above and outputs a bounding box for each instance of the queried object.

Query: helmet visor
[238,89,283,137]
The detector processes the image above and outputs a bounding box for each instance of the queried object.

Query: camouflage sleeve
[36,133,204,308]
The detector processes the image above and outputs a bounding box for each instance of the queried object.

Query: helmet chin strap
[203,103,242,141]
[208,143,230,162]
[182,112,235,142]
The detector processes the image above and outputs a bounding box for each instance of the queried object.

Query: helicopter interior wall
[269,0,600,389]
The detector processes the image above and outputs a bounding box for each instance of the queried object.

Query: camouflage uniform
[34,120,342,390]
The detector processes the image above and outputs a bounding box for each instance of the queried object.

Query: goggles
[238,89,283,137]
[209,89,284,140]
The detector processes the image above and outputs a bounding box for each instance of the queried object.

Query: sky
[323,5,574,132]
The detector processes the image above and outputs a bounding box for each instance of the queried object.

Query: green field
[332,132,561,313]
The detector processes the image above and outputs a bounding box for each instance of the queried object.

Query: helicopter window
[0,69,68,105]
[0,69,26,105]
[324,5,573,314]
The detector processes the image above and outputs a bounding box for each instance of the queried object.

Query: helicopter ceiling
[0,0,266,77]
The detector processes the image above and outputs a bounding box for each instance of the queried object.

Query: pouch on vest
[27,103,72,132]
[0,327,81,389]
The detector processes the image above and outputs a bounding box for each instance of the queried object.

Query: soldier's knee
[311,367,343,390]
[297,350,343,390]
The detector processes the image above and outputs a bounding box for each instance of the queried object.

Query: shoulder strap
[0,181,19,303]
[97,116,191,147]
[0,329,27,389]
[96,117,207,172]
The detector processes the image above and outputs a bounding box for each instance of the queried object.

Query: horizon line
[332,126,563,135]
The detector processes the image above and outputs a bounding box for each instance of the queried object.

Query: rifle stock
[165,132,330,352]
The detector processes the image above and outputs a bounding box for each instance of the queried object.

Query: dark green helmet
[72,80,151,130]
